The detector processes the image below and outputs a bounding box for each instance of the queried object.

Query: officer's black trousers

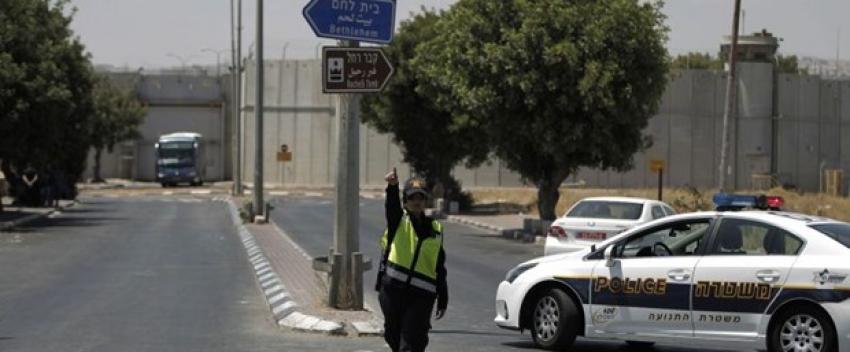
[379,285,435,352]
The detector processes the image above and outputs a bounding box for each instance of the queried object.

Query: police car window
[710,218,803,255]
[651,206,665,220]
[810,223,850,249]
[615,219,711,258]
[663,205,675,216]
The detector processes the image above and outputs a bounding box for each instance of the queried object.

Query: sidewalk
[226,199,383,337]
[0,197,76,231]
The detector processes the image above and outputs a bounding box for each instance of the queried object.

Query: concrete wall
[237,59,850,193]
[238,59,526,188]
[94,59,850,194]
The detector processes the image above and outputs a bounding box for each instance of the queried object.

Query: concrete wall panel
[669,114,693,187]
[691,116,717,187]
[798,122,820,191]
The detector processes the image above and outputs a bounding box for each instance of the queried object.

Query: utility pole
[718,0,742,192]
[332,40,363,309]
[235,0,244,195]
[253,0,264,219]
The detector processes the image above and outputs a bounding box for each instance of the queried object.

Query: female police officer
[376,168,447,352]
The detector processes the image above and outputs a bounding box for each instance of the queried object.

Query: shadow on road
[431,329,516,337]
[29,216,122,228]
[502,339,740,352]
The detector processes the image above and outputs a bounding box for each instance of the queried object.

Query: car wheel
[161,183,168,188]
[626,340,656,350]
[530,288,578,350]
[768,305,836,352]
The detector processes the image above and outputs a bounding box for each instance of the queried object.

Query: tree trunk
[537,179,560,221]
[92,147,105,183]
[537,170,570,221]
[429,163,464,211]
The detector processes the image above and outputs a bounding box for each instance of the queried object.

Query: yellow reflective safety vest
[380,214,443,293]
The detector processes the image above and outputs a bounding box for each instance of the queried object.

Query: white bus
[154,132,206,187]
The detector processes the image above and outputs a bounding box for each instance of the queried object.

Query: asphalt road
[0,193,749,352]
[0,196,384,352]
[269,195,746,352]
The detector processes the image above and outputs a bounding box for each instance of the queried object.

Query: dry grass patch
[469,187,850,222]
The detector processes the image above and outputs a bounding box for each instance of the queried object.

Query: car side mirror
[604,246,617,267]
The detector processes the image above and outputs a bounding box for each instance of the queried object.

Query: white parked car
[495,201,850,352]
[544,197,675,256]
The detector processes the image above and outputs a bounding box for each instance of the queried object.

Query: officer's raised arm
[384,168,402,232]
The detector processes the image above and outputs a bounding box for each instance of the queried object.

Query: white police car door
[691,216,802,342]
[590,217,713,338]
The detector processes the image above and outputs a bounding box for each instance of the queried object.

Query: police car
[495,194,850,352]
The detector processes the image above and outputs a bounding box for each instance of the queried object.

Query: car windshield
[810,223,850,248]
[566,201,644,220]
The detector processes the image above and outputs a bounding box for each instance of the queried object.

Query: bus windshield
[158,143,195,168]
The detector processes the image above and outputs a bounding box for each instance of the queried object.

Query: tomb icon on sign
[328,58,344,83]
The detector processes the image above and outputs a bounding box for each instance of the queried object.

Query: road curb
[351,320,384,337]
[445,215,506,233]
[226,198,346,335]
[0,201,77,231]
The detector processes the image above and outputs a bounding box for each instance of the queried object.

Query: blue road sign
[303,0,396,44]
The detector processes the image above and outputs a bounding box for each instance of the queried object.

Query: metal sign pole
[332,40,362,309]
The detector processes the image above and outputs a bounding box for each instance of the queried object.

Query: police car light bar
[713,193,784,211]
[766,196,784,209]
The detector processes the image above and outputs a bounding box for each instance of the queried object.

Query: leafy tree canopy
[416,0,670,220]
[361,8,489,203]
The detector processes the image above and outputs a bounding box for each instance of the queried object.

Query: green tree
[361,8,489,204]
[671,52,723,70]
[0,0,95,200]
[418,0,669,220]
[89,75,147,183]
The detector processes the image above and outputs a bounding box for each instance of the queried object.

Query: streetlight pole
[166,53,194,72]
[202,48,228,77]
[253,0,264,220]
[282,42,289,61]
[230,0,243,196]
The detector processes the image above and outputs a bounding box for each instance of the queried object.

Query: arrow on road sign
[303,0,396,44]
[322,47,394,93]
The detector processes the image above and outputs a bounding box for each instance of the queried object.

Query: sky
[67,0,849,69]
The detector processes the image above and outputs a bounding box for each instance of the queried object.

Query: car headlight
[157,173,165,178]
[505,262,538,283]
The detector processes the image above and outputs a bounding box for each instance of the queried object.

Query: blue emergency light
[713,193,784,211]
